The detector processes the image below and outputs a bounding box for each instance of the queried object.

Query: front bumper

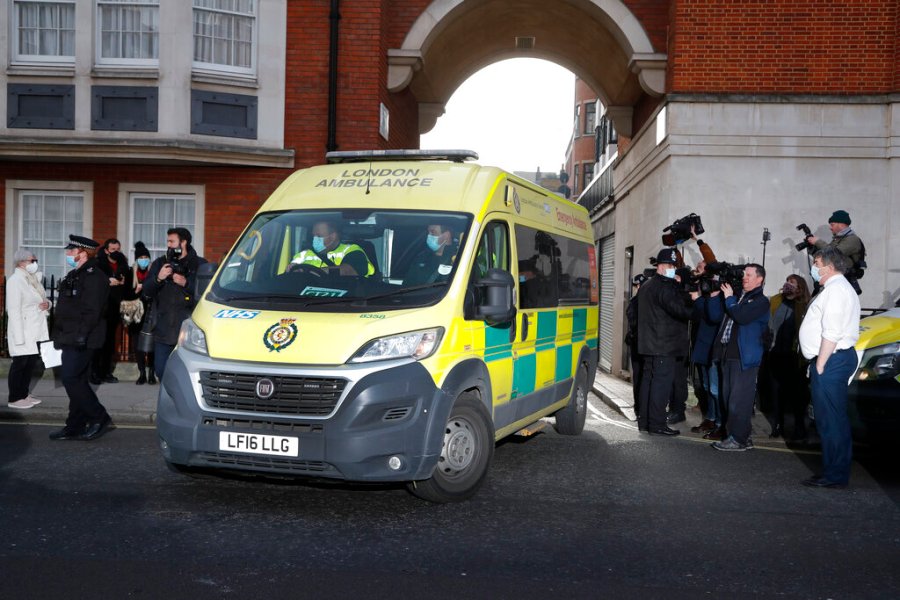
[156,348,452,482]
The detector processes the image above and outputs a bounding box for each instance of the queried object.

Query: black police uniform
[52,257,111,438]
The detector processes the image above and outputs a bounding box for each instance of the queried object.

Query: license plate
[218,432,299,457]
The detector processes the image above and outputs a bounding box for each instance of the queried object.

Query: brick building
[2,0,898,374]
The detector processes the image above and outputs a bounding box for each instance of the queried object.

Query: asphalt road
[1,399,898,599]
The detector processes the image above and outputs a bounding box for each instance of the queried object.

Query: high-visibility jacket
[291,242,375,277]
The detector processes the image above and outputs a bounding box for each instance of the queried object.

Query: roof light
[326,149,479,164]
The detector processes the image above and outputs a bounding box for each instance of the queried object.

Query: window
[573,165,580,195]
[473,221,510,281]
[97,0,160,64]
[584,102,596,135]
[515,225,592,309]
[583,163,594,189]
[13,0,75,63]
[131,194,197,260]
[193,0,256,75]
[19,190,84,285]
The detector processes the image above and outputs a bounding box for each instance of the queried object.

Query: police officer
[289,220,374,277]
[637,248,697,435]
[49,235,114,441]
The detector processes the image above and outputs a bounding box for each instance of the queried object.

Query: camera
[703,261,746,291]
[794,223,814,252]
[662,213,704,246]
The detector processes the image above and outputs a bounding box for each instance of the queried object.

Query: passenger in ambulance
[404,222,458,285]
[289,220,374,277]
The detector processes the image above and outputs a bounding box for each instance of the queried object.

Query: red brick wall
[671,0,898,93]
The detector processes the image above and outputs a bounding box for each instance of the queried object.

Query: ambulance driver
[404,222,457,285]
[290,220,374,277]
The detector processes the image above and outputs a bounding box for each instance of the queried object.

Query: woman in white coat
[6,249,50,409]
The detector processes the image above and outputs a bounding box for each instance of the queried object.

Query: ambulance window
[558,237,592,304]
[515,224,560,309]
[474,221,509,278]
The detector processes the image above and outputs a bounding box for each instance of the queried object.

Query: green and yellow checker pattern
[480,306,598,411]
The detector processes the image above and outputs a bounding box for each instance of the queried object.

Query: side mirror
[473,268,517,325]
[194,262,218,298]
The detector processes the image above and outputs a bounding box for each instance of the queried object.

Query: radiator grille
[200,371,346,416]
[197,452,337,475]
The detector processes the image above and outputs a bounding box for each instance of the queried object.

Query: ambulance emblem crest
[263,318,298,352]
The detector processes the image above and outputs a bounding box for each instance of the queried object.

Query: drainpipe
[326,0,340,152]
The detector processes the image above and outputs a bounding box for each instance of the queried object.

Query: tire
[408,392,494,503]
[554,364,588,435]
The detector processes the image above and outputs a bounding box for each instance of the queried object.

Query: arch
[388,0,666,134]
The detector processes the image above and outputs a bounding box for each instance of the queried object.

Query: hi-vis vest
[291,242,375,277]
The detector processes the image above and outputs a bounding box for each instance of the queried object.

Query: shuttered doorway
[598,234,615,372]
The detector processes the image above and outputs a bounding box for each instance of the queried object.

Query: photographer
[142,227,207,378]
[707,264,770,451]
[805,210,865,294]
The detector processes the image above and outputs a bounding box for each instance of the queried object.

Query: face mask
[810,265,822,283]
[137,258,150,269]
[426,234,443,252]
[25,262,39,274]
[312,236,326,254]
[66,255,77,268]
[664,268,676,279]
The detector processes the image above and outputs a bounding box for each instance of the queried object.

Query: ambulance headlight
[178,318,208,356]
[854,342,899,381]
[350,328,443,363]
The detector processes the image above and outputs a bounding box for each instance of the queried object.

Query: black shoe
[136,373,147,385]
[49,426,84,440]
[649,427,681,436]
[801,476,846,489]
[770,424,784,438]
[89,375,103,385]
[147,372,157,385]
[666,412,686,425]
[103,374,119,384]
[80,415,115,441]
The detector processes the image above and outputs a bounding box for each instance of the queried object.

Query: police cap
[655,247,678,266]
[65,234,100,250]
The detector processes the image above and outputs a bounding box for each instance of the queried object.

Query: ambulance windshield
[210,210,473,310]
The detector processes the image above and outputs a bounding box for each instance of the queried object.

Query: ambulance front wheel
[554,364,588,435]
[408,392,494,503]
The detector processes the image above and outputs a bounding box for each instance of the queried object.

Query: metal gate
[598,234,615,372]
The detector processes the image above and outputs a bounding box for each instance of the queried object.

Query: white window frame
[11,0,77,64]
[192,0,257,78]
[5,179,94,278]
[94,0,160,67]
[116,183,205,262]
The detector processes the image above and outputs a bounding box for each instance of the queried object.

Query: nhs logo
[214,309,260,320]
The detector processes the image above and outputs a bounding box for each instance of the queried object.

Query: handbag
[39,340,63,369]
[120,298,144,326]
[137,302,156,354]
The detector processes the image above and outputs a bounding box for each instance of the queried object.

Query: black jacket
[636,274,693,357]
[52,258,110,349]
[96,250,132,315]
[141,246,207,345]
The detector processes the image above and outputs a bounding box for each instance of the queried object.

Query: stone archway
[387,0,666,136]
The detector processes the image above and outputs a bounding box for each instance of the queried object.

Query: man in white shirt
[798,247,860,488]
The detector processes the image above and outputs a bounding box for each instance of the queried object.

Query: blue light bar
[325,149,479,164]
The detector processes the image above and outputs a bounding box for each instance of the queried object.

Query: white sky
[420,58,575,175]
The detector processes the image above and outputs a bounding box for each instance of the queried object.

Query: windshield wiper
[218,292,362,307]
[352,282,449,304]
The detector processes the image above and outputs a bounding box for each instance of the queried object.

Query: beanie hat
[828,210,851,225]
[134,241,151,259]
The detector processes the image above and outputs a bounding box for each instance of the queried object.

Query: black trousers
[8,354,40,401]
[630,348,644,414]
[721,359,760,444]
[61,346,109,430]
[768,351,809,434]
[93,312,119,377]
[639,355,676,431]
[669,356,688,416]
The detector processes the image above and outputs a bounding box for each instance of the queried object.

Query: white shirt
[798,274,860,359]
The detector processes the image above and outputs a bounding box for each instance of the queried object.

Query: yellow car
[847,307,900,440]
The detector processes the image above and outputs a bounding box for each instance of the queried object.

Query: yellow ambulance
[157,150,599,502]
